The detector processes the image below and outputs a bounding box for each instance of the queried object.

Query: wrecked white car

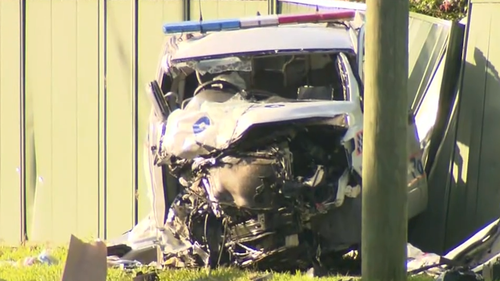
[140,11,429,271]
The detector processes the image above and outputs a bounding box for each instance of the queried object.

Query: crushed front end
[156,115,362,271]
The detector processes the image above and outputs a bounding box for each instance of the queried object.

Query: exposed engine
[161,120,362,271]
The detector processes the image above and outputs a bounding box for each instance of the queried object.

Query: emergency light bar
[162,10,355,34]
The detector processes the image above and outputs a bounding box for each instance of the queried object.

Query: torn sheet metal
[408,243,446,277]
[446,219,500,268]
[407,219,500,280]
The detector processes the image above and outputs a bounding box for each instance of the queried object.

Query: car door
[145,80,170,229]
[353,24,428,219]
[407,112,429,219]
[337,52,363,176]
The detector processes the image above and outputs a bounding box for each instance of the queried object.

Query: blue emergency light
[162,10,356,34]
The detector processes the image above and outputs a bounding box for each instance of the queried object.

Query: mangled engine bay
[158,116,362,271]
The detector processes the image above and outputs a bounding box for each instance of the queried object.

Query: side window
[338,52,364,112]
[160,73,173,94]
[336,55,350,101]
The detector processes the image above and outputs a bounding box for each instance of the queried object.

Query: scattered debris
[407,243,444,276]
[0,249,58,267]
[60,235,107,281]
[435,269,482,281]
[481,257,500,281]
[106,256,143,270]
[22,249,58,266]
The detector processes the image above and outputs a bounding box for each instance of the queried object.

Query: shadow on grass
[187,269,247,281]
[156,267,248,281]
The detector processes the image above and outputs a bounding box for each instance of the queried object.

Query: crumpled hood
[157,96,359,161]
[159,98,253,160]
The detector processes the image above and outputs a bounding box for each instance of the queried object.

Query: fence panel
[75,0,101,240]
[50,0,80,243]
[26,0,55,242]
[105,0,137,239]
[407,15,451,111]
[0,0,23,245]
[25,0,101,243]
[445,0,500,250]
[474,4,500,229]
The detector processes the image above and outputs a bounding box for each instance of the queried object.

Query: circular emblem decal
[192,116,211,134]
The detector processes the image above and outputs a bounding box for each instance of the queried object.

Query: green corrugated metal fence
[405,0,500,254]
[0,0,24,245]
[440,0,500,252]
[0,0,269,245]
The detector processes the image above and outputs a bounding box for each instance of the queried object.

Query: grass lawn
[0,245,436,281]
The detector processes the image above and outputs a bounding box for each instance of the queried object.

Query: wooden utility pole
[361,0,409,278]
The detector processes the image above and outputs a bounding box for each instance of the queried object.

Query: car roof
[169,25,355,62]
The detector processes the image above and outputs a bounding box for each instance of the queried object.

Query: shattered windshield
[168,52,354,103]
